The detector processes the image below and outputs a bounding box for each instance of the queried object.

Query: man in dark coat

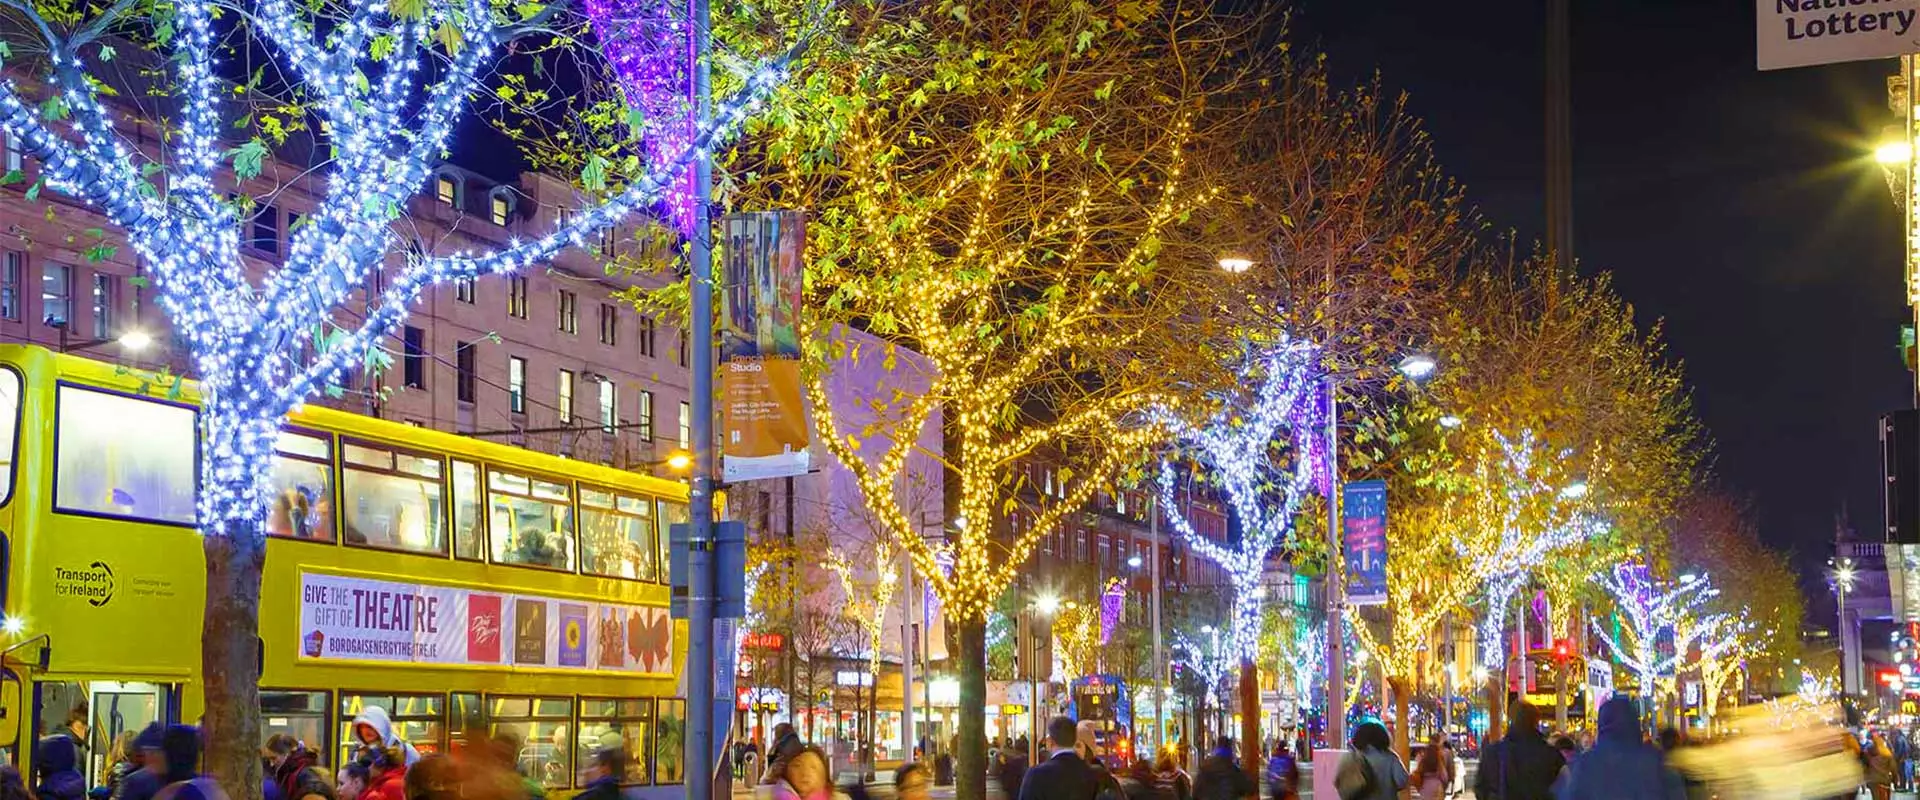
[1191,736,1253,800]
[1019,716,1100,800]
[1472,702,1566,800]
[572,748,624,800]
[1560,698,1684,800]
[760,723,804,785]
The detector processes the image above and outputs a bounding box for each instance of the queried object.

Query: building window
[558,369,574,424]
[638,316,656,357]
[251,204,280,256]
[676,329,687,368]
[402,325,426,389]
[455,340,476,403]
[91,273,115,339]
[456,278,475,304]
[3,132,20,174]
[436,174,459,207]
[41,263,70,326]
[599,226,617,258]
[487,471,575,571]
[508,276,528,319]
[342,442,447,554]
[678,401,691,449]
[266,429,334,541]
[558,290,577,335]
[598,304,618,346]
[599,381,617,434]
[508,356,526,414]
[1,251,21,321]
[637,391,654,441]
[490,193,512,226]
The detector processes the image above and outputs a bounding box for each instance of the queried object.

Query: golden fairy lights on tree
[824,538,901,680]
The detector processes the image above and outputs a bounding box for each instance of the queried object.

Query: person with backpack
[1191,736,1253,800]
[1472,702,1564,800]
[1334,723,1406,800]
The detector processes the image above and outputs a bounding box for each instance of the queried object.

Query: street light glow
[117,329,153,351]
[665,450,693,472]
[1879,141,1913,165]
[1397,353,1438,381]
[1217,255,1254,273]
[1127,555,1143,568]
[1034,594,1061,615]
[1559,481,1589,499]
[1,616,22,635]
[1438,414,1464,429]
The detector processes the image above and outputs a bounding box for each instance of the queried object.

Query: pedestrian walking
[111,725,167,800]
[359,747,408,800]
[570,748,623,800]
[1019,716,1102,800]
[1192,736,1253,800]
[1265,742,1300,800]
[1869,732,1898,800]
[35,735,87,800]
[762,723,805,786]
[1472,702,1565,800]
[769,747,832,800]
[894,763,932,800]
[0,766,31,800]
[1334,722,1407,800]
[335,762,370,800]
[1410,734,1451,800]
[1154,751,1193,800]
[1557,697,1684,800]
[1121,759,1171,800]
[151,725,229,800]
[349,708,421,767]
[264,735,335,800]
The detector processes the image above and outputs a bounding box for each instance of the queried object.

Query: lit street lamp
[1396,353,1438,382]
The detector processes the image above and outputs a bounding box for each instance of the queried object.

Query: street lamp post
[1834,560,1858,696]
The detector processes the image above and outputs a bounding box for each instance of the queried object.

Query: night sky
[1289,0,1911,596]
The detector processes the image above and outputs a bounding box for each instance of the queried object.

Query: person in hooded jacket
[1557,697,1684,800]
[1473,702,1565,800]
[151,725,228,800]
[761,724,804,786]
[113,725,167,800]
[350,708,421,767]
[1191,736,1253,800]
[35,735,87,800]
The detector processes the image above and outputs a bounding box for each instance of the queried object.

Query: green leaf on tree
[83,243,117,264]
[388,0,424,20]
[98,44,115,62]
[0,170,20,187]
[141,162,163,177]
[39,97,68,122]
[128,275,148,288]
[582,154,610,191]
[24,178,42,202]
[230,139,268,180]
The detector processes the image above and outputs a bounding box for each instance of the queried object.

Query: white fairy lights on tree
[0,0,794,791]
[1592,564,1718,697]
[1468,429,1608,667]
[1153,341,1322,660]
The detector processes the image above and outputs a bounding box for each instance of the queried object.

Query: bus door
[36,679,174,791]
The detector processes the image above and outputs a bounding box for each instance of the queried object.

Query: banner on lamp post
[1342,479,1389,605]
[720,212,811,482]
[1755,0,1920,70]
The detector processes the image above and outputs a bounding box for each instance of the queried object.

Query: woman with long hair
[1409,734,1452,800]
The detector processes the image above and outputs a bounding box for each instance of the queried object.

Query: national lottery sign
[1757,0,1920,71]
[297,573,673,675]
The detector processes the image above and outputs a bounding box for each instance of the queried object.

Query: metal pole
[1150,494,1165,757]
[902,554,916,759]
[1442,616,1453,736]
[1324,377,1346,751]
[1029,611,1042,766]
[685,0,717,792]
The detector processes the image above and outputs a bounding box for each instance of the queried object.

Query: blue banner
[1342,480,1389,605]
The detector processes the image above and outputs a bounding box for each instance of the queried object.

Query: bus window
[577,699,650,786]
[653,699,684,785]
[0,368,18,506]
[654,500,688,581]
[267,430,334,542]
[341,443,447,555]
[55,386,196,525]
[447,692,485,754]
[338,693,444,765]
[450,461,484,561]
[579,488,656,581]
[488,696,571,790]
[261,690,330,762]
[487,470,574,571]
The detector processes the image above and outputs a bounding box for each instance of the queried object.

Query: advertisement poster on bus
[1342,479,1389,605]
[720,211,810,482]
[298,572,672,675]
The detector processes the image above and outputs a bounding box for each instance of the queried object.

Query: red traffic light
[1552,639,1571,660]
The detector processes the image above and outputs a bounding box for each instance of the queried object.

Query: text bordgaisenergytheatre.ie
[1775,0,1917,39]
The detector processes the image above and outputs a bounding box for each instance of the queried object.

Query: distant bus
[1069,674,1131,749]
[0,346,689,797]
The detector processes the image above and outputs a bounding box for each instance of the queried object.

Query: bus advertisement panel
[298,573,674,674]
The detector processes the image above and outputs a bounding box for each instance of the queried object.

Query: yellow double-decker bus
[0,345,688,797]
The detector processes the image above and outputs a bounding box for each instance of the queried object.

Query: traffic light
[1552,639,1571,661]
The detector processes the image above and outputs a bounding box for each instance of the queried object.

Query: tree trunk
[198,406,279,800]
[1239,658,1260,784]
[1485,677,1505,743]
[955,616,987,800]
[1389,676,1411,799]
[202,503,267,800]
